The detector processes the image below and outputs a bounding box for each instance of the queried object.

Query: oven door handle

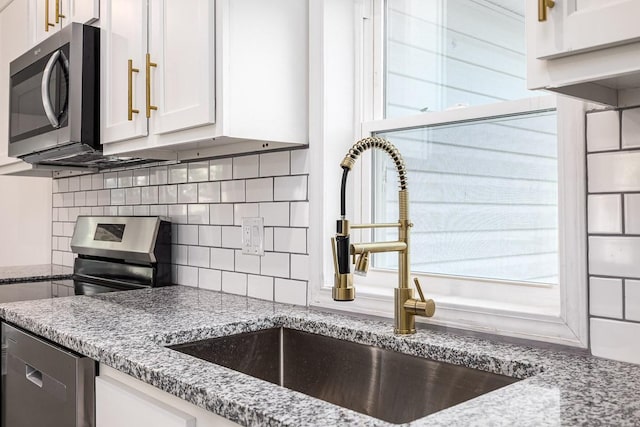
[41,49,61,129]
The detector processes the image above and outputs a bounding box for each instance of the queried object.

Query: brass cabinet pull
[145,53,158,118]
[55,0,65,23]
[538,0,555,22]
[45,0,55,31]
[128,60,140,121]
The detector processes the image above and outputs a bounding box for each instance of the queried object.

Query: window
[311,0,587,347]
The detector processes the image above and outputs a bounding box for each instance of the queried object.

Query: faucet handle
[413,277,426,302]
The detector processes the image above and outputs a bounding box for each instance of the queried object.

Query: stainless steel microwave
[8,23,100,166]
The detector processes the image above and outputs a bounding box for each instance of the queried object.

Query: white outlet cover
[241,217,264,256]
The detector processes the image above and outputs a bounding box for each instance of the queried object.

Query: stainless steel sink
[169,328,519,424]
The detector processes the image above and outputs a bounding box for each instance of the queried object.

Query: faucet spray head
[354,251,370,276]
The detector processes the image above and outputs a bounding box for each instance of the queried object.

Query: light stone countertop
[0,264,73,284]
[1,285,639,426]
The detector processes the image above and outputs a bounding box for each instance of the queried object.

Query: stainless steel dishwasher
[1,322,95,427]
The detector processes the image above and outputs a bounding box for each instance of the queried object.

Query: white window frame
[308,0,588,347]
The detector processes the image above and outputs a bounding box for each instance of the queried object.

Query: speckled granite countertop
[0,264,73,284]
[1,286,639,426]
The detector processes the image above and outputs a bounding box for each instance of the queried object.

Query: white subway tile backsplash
[62,252,74,267]
[53,193,63,207]
[248,275,273,301]
[125,187,141,205]
[74,192,86,207]
[57,208,67,221]
[91,206,104,216]
[259,152,289,177]
[168,204,188,223]
[178,224,199,245]
[133,168,149,186]
[290,149,309,174]
[591,318,640,364]
[290,202,309,227]
[68,208,80,222]
[274,278,307,305]
[97,190,110,206]
[141,186,159,205]
[68,176,80,192]
[169,164,188,184]
[221,180,245,203]
[587,151,640,193]
[199,268,222,291]
[589,277,623,318]
[233,155,259,179]
[290,254,310,281]
[234,251,260,274]
[188,162,209,182]
[57,178,69,193]
[622,108,640,149]
[188,204,210,225]
[263,227,274,251]
[104,172,118,189]
[149,166,168,186]
[177,265,199,287]
[588,195,622,234]
[261,252,289,278]
[209,158,232,181]
[118,170,133,188]
[80,207,92,216]
[178,183,198,204]
[52,250,64,265]
[199,225,221,247]
[587,110,620,152]
[198,182,220,203]
[210,248,235,270]
[85,191,98,206]
[274,228,306,254]
[159,185,178,204]
[624,194,640,234]
[80,175,92,191]
[52,208,59,221]
[210,204,234,225]
[221,271,247,295]
[589,236,640,277]
[172,245,188,265]
[188,246,210,268]
[104,206,118,216]
[52,222,63,236]
[274,176,307,201]
[245,178,273,202]
[63,222,75,237]
[118,206,133,216]
[133,205,150,216]
[221,226,241,249]
[149,204,168,217]
[91,174,103,190]
[63,193,74,207]
[625,280,640,321]
[111,189,125,205]
[260,202,289,226]
[233,204,259,226]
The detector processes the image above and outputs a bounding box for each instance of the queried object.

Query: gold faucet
[331,136,435,334]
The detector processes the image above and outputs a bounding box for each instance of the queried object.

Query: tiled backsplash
[587,107,640,364]
[51,149,310,306]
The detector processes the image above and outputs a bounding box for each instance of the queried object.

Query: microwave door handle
[41,49,61,129]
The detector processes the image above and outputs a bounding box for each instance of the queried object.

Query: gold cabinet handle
[128,60,140,121]
[145,53,158,118]
[55,0,65,23]
[538,0,555,22]
[45,0,55,31]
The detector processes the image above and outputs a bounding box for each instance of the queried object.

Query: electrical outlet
[241,217,264,255]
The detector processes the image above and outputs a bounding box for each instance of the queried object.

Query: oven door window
[9,44,69,144]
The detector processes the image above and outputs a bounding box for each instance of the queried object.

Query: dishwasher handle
[25,364,43,388]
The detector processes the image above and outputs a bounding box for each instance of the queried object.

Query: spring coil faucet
[331,136,436,334]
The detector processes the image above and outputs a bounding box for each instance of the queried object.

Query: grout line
[622,278,626,320]
[621,194,626,235]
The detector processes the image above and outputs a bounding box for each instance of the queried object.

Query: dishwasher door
[1,322,95,427]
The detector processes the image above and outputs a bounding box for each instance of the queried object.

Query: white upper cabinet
[31,0,99,45]
[101,0,148,144]
[527,0,640,106]
[101,0,308,161]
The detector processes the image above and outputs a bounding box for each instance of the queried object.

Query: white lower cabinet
[96,365,241,427]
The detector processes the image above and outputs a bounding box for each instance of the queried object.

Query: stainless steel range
[71,216,172,295]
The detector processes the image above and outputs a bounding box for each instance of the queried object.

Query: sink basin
[170,328,519,424]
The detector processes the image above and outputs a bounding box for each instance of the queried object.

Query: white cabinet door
[0,0,30,166]
[32,0,57,44]
[100,0,148,144]
[96,376,196,427]
[148,0,215,135]
[535,0,640,59]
